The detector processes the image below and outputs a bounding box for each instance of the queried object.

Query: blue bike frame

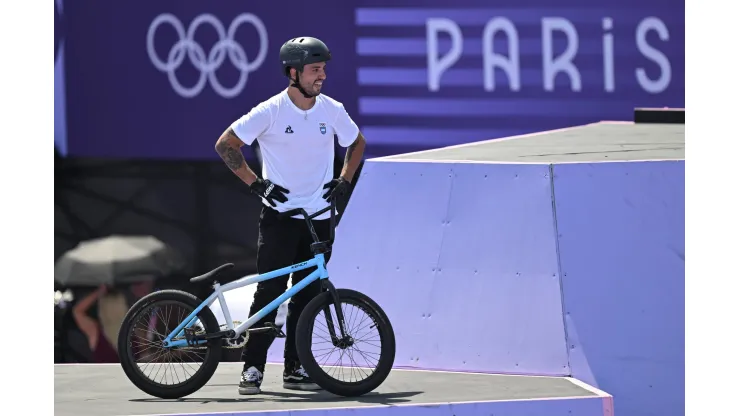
[162,252,329,348]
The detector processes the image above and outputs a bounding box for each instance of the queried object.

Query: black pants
[241,206,333,373]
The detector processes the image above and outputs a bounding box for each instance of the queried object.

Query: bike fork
[321,280,349,342]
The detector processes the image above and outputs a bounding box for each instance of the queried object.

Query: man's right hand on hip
[249,178,290,207]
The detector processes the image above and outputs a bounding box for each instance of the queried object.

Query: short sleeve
[230,103,272,146]
[332,104,360,148]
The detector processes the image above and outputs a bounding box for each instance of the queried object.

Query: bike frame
[162,253,329,348]
[161,198,339,349]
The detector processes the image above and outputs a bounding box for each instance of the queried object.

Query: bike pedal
[265,322,286,338]
[248,322,286,338]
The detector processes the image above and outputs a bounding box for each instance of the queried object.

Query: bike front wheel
[295,288,396,397]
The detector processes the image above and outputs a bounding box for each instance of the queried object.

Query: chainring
[221,321,249,349]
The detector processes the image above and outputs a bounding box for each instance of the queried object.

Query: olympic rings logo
[146,13,268,99]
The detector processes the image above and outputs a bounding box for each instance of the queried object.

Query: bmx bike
[117,197,395,399]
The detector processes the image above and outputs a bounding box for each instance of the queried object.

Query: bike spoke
[310,299,382,384]
[127,300,210,387]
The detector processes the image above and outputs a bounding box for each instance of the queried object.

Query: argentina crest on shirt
[319,122,326,135]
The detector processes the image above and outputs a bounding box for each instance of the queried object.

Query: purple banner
[59,0,684,159]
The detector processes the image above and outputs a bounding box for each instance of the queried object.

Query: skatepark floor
[54,363,599,416]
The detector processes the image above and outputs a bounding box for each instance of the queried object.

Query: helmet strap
[290,69,314,99]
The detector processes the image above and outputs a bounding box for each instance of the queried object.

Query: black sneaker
[238,366,263,395]
[283,365,321,391]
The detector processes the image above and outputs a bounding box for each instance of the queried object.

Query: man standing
[214,37,365,395]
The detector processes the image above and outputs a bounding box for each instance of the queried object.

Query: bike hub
[335,336,354,349]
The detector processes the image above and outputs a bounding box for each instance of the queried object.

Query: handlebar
[276,199,333,221]
[276,197,337,244]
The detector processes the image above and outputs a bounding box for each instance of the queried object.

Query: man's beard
[304,80,322,96]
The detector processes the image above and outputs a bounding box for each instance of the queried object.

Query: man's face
[294,62,326,96]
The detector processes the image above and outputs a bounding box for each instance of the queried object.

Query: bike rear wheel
[295,288,396,397]
[117,290,222,399]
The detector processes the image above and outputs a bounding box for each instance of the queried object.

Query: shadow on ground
[130,390,423,405]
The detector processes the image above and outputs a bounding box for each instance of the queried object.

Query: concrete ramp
[322,121,683,416]
[329,161,570,376]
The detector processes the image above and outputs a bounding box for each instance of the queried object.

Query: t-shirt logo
[319,123,326,135]
[285,126,293,134]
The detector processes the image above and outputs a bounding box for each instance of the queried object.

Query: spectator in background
[72,284,129,363]
[128,279,154,306]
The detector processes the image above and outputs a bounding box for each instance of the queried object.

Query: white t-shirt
[230,88,360,220]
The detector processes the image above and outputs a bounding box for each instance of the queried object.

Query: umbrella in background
[55,235,186,287]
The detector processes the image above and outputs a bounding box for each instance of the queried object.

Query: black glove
[249,178,290,207]
[323,177,351,201]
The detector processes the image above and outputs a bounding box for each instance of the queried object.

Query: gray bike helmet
[279,37,331,97]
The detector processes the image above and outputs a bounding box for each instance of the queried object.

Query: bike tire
[117,289,222,399]
[295,288,396,397]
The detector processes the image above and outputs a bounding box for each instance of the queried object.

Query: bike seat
[189,263,234,283]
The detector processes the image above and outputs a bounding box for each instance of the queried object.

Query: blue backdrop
[54,0,684,159]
